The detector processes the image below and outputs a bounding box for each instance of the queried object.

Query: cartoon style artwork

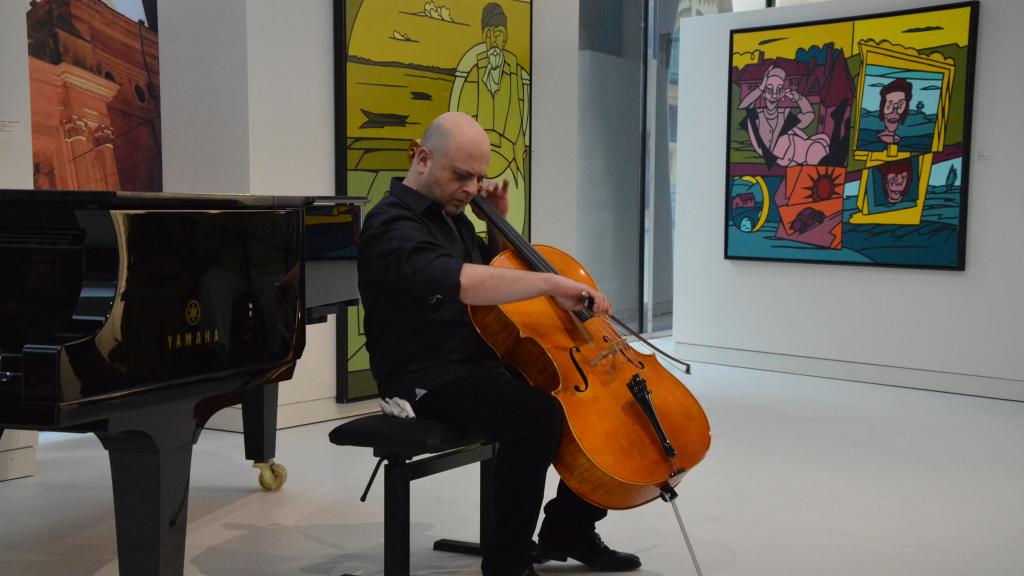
[337,1,531,393]
[340,0,530,233]
[449,2,530,223]
[726,2,976,269]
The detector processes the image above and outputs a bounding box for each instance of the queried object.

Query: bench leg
[385,461,411,576]
[481,456,495,552]
[432,456,495,556]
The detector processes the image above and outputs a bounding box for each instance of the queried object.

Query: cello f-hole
[569,346,590,393]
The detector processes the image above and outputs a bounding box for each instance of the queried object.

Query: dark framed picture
[334,1,533,398]
[724,2,978,269]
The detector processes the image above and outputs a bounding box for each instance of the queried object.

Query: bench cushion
[329,414,487,459]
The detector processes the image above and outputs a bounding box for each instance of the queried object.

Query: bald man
[357,112,640,576]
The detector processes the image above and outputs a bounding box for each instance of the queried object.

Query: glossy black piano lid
[0,198,88,353]
[103,210,305,385]
[0,189,316,209]
[0,193,313,426]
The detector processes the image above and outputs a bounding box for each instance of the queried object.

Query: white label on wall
[0,1,34,189]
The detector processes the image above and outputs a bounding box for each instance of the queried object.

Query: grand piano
[0,189,363,575]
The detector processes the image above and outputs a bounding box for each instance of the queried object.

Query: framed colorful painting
[334,1,532,398]
[724,2,978,269]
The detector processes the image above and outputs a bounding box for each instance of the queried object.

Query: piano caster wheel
[254,460,288,492]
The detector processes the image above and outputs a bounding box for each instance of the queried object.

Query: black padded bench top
[329,414,488,459]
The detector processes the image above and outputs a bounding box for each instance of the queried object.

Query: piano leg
[242,382,277,461]
[97,423,196,576]
[242,383,287,491]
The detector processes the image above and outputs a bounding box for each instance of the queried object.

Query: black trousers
[413,365,607,574]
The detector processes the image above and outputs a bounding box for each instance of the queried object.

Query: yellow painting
[338,0,532,395]
[342,0,530,234]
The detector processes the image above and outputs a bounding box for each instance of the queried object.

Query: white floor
[2,353,1023,576]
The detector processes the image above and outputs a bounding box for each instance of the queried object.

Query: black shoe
[536,532,641,571]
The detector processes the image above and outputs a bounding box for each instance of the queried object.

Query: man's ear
[415,146,432,172]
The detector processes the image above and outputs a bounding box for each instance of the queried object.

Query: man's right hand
[459,263,611,315]
[548,275,611,316]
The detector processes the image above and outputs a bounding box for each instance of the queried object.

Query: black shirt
[357,179,501,401]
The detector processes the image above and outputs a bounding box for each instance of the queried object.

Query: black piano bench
[328,414,496,576]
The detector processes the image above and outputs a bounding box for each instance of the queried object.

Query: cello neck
[470,196,553,273]
[470,196,593,323]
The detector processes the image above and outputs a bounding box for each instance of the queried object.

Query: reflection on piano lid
[304,196,367,260]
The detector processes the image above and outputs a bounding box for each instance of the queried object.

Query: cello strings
[606,314,692,375]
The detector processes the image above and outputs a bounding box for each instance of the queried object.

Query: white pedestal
[0,430,38,482]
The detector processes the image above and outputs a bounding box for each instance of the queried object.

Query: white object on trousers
[379,397,416,419]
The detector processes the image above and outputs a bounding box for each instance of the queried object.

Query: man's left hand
[475,178,510,218]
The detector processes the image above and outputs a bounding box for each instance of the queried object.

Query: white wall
[532,0,581,252]
[674,0,1024,400]
[0,1,32,189]
[246,0,335,198]
[161,0,251,194]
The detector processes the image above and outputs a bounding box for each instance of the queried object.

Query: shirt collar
[388,178,438,216]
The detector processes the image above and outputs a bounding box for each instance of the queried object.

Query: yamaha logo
[185,300,201,326]
[167,300,220,351]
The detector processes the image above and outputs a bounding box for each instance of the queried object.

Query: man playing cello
[357,112,640,576]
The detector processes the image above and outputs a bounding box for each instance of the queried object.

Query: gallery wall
[674,0,1024,400]
[0,2,32,189]
[161,0,251,195]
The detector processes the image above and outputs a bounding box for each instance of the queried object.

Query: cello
[466,195,712,511]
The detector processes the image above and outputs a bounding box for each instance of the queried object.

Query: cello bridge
[588,335,630,367]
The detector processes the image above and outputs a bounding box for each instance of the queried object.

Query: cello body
[469,244,711,510]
